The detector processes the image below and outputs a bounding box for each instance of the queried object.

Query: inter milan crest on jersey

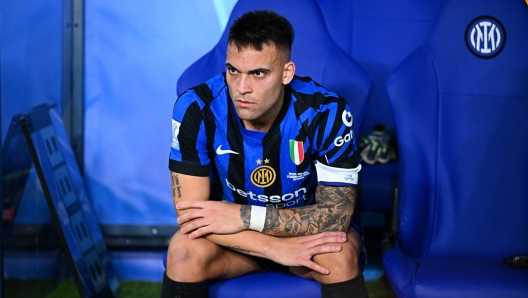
[465,16,506,59]
[290,140,304,165]
[251,159,276,188]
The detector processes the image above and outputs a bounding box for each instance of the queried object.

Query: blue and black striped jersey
[169,73,360,209]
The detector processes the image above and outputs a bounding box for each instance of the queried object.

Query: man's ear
[282,61,296,85]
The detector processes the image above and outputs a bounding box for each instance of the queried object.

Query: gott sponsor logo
[251,165,276,187]
[334,130,354,147]
[342,110,353,127]
[225,179,308,208]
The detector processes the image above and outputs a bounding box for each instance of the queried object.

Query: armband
[249,206,266,232]
[314,161,361,186]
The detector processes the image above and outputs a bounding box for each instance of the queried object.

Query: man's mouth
[235,98,255,107]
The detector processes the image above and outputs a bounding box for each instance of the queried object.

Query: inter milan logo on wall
[465,16,506,59]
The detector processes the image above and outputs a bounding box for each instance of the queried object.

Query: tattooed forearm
[228,246,252,255]
[261,185,356,236]
[240,205,251,229]
[171,173,182,199]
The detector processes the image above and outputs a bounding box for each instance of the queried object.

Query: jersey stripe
[226,98,247,205]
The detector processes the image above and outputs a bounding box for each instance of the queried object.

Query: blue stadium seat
[316,0,442,212]
[383,0,528,296]
[172,0,371,297]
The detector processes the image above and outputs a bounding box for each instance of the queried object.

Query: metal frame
[62,0,85,173]
[60,0,175,248]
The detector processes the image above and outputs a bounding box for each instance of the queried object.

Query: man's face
[225,43,293,132]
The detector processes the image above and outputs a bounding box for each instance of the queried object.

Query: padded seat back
[315,0,442,212]
[387,0,528,258]
[316,0,442,134]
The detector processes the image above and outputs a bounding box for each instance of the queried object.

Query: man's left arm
[176,183,357,238]
[261,184,356,236]
[177,162,360,238]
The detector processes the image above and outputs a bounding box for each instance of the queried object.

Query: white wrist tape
[249,206,266,232]
[314,161,361,186]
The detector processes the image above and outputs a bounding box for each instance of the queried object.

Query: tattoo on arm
[228,246,252,255]
[261,186,356,236]
[240,205,250,229]
[171,173,182,199]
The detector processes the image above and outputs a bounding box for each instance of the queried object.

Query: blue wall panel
[84,1,236,225]
[1,0,62,225]
[1,0,63,142]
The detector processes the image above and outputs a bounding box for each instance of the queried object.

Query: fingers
[299,234,345,275]
[304,259,331,275]
[308,243,342,256]
[304,232,347,245]
[179,218,207,234]
[188,227,209,239]
[177,209,202,225]
[176,200,205,210]
[180,220,211,239]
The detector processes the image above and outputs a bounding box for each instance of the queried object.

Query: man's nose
[237,74,252,94]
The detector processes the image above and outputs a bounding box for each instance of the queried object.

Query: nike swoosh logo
[216,145,239,155]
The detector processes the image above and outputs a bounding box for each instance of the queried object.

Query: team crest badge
[465,16,506,59]
[289,140,304,165]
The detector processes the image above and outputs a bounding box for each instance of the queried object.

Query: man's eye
[228,67,237,74]
[254,71,265,78]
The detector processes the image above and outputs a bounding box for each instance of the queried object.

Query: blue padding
[1,0,63,142]
[384,0,528,296]
[315,0,442,212]
[210,272,321,298]
[387,0,528,259]
[83,1,232,226]
[384,247,528,298]
[316,0,442,135]
[358,162,398,212]
[1,0,62,225]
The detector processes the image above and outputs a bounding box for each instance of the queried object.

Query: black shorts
[252,256,290,274]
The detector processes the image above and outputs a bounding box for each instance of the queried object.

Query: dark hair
[228,10,294,59]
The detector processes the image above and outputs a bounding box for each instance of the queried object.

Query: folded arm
[261,185,356,236]
[177,183,356,238]
[171,171,347,274]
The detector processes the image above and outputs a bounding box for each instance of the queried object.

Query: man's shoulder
[289,76,347,112]
[290,76,339,99]
[178,73,228,105]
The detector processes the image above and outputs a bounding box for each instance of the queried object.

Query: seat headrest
[425,0,528,96]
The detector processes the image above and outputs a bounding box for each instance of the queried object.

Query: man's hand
[267,231,347,275]
[176,200,246,239]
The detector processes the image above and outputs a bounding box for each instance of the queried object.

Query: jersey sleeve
[314,96,362,186]
[168,90,210,176]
